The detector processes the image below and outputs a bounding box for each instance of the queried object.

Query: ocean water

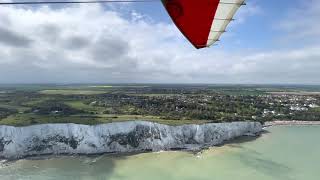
[1,125,319,180]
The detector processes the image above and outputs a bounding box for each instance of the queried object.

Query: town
[0,84,319,126]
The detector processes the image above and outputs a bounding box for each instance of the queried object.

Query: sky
[0,0,320,84]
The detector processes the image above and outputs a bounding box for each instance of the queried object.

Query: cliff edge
[0,121,262,159]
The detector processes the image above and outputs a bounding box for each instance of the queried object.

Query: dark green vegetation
[0,84,320,126]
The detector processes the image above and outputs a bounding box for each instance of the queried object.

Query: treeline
[0,107,18,119]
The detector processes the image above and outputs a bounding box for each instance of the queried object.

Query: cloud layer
[0,2,319,84]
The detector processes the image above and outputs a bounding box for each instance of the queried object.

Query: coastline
[2,123,320,180]
[264,120,320,128]
[3,120,319,160]
[0,121,262,160]
[0,134,263,163]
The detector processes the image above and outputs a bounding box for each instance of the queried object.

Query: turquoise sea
[1,125,319,180]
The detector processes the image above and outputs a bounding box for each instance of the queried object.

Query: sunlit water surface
[1,126,319,180]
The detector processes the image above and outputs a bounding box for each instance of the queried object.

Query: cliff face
[0,121,262,159]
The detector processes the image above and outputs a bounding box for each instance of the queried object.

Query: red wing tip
[194,44,208,49]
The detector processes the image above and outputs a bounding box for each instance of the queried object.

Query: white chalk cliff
[0,121,262,159]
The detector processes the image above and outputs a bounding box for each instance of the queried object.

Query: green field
[40,90,108,95]
[0,113,212,127]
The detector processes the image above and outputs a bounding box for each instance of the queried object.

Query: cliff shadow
[1,154,130,180]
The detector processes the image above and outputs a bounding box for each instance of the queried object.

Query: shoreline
[0,133,262,163]
[264,120,320,127]
[0,121,262,160]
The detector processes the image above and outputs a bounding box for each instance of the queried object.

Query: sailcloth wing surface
[162,0,245,49]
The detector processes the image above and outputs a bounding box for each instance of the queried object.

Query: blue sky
[131,0,314,51]
[0,0,319,84]
[131,0,291,50]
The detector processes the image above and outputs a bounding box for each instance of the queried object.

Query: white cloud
[0,2,319,84]
[277,0,320,45]
[233,1,262,25]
